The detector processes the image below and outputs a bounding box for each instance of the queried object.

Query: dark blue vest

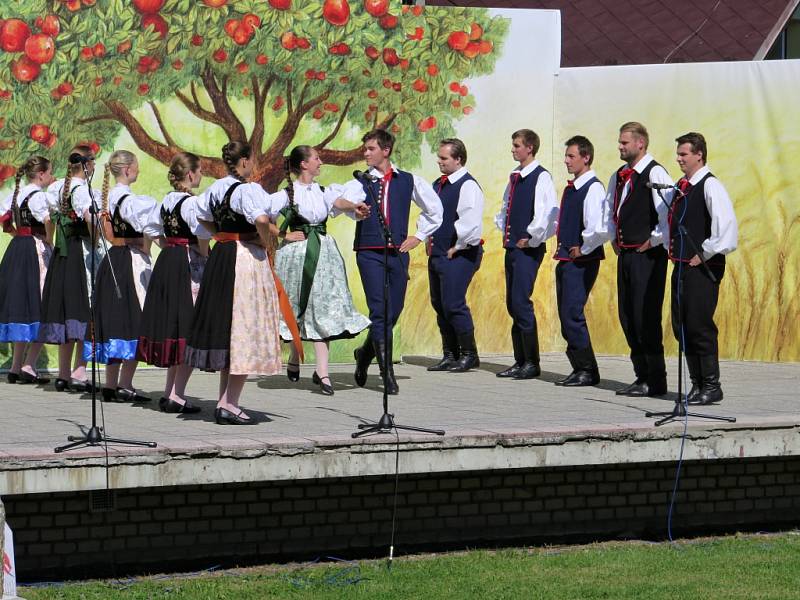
[503,165,546,249]
[668,172,725,266]
[614,160,661,248]
[429,172,477,257]
[555,178,605,262]
[354,170,415,250]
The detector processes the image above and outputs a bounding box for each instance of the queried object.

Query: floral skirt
[185,240,281,376]
[275,234,369,342]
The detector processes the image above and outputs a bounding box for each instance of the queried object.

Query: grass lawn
[18,532,800,600]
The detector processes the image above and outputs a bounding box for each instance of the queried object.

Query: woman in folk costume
[185,141,301,425]
[137,152,209,414]
[0,156,55,384]
[271,145,370,396]
[84,150,155,403]
[38,144,104,392]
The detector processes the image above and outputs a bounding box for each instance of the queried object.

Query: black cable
[387,425,401,570]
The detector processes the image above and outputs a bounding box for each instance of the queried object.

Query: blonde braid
[100,163,111,212]
[168,152,200,195]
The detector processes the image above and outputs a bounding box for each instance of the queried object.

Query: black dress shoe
[116,387,151,402]
[622,381,650,397]
[646,380,668,397]
[7,372,20,384]
[160,397,202,414]
[287,363,300,382]
[102,387,122,402]
[427,354,457,372]
[449,353,480,373]
[689,386,723,405]
[353,344,373,388]
[555,369,600,387]
[496,363,522,378]
[215,407,255,425]
[512,361,541,380]
[68,379,99,393]
[18,371,50,385]
[616,379,645,396]
[312,372,334,396]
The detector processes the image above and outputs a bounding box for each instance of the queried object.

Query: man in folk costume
[426,138,484,373]
[554,136,610,386]
[345,128,443,395]
[607,122,673,397]
[494,129,558,380]
[669,132,737,405]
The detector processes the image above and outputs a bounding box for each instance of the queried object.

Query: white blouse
[0,183,53,223]
[267,181,348,224]
[143,190,211,239]
[194,176,271,225]
[106,184,158,233]
[47,178,100,219]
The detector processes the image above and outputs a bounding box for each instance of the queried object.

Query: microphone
[645,182,677,190]
[353,169,379,182]
[69,153,94,164]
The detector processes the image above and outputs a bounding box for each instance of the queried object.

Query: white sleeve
[527,170,558,247]
[338,179,367,220]
[179,196,212,239]
[411,174,443,242]
[194,186,214,222]
[29,191,53,223]
[323,183,349,217]
[702,177,738,258]
[142,204,163,238]
[234,182,269,225]
[453,180,484,250]
[265,189,289,221]
[494,181,511,232]
[648,165,674,248]
[0,192,11,215]
[579,181,610,256]
[120,194,158,233]
[71,185,95,220]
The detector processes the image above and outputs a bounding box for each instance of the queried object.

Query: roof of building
[427,0,800,66]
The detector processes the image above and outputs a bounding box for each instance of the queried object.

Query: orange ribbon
[269,262,304,362]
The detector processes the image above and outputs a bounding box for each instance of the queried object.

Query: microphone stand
[56,160,156,453]
[352,172,444,438]
[644,186,735,426]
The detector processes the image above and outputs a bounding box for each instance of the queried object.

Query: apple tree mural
[0,0,508,189]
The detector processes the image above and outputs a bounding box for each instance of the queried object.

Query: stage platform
[1,354,799,579]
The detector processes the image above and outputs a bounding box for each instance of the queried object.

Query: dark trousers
[556,259,600,350]
[428,247,482,337]
[504,245,544,334]
[357,249,409,344]
[671,261,725,356]
[617,247,668,376]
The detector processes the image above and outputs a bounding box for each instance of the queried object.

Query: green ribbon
[53,213,73,256]
[279,207,327,319]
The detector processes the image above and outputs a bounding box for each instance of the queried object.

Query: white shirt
[47,178,100,219]
[684,165,738,259]
[439,167,483,250]
[267,181,349,224]
[143,191,211,239]
[605,153,672,248]
[194,176,271,225]
[341,163,443,242]
[555,169,610,256]
[1,183,52,224]
[107,184,157,234]
[494,160,558,248]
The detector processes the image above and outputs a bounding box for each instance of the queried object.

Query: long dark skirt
[82,245,149,364]
[0,235,47,342]
[137,245,197,367]
[184,241,235,371]
[38,236,91,344]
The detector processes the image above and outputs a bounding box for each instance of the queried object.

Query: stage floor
[1,353,798,495]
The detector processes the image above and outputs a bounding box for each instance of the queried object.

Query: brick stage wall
[5,456,800,581]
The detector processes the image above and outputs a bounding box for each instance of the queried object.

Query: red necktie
[503,172,521,245]
[677,178,692,194]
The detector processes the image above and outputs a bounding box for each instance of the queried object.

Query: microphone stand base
[54,426,157,453]
[352,412,445,438]
[645,401,736,427]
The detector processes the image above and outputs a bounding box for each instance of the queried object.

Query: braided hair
[60,145,93,215]
[284,145,314,210]
[11,156,51,226]
[221,141,251,182]
[168,152,200,194]
[101,150,136,210]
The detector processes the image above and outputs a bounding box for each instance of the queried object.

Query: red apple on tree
[323,0,350,27]
[213,48,227,62]
[11,57,41,82]
[30,124,51,143]
[269,0,291,8]
[256,54,269,65]
[365,45,379,60]
[427,64,439,76]
[280,31,297,50]
[382,47,399,67]
[447,31,469,51]
[24,34,56,64]
[202,0,227,7]
[43,133,58,149]
[191,34,203,46]
[142,14,168,39]
[364,0,388,17]
[379,14,398,29]
[133,0,165,13]
[41,16,60,37]
[1,19,32,52]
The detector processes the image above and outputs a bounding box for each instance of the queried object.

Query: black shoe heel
[160,397,202,414]
[214,407,255,425]
[287,363,300,382]
[313,372,334,396]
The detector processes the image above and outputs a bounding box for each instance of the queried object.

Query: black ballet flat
[101,387,123,402]
[312,371,334,396]
[54,378,69,392]
[18,371,50,385]
[160,396,202,414]
[214,407,255,425]
[69,379,100,394]
[116,387,152,403]
[287,362,300,382]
